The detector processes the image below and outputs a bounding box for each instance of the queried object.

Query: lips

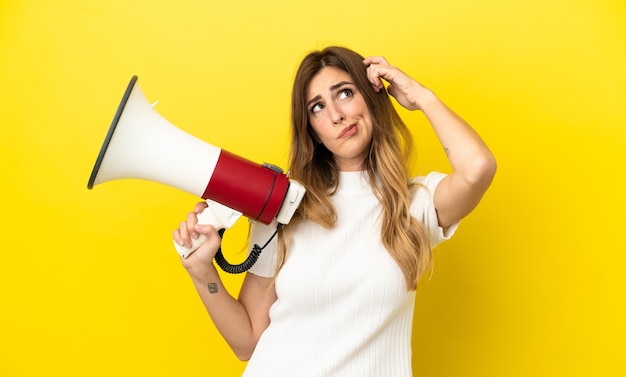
[338,123,357,139]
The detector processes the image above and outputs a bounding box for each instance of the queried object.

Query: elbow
[236,352,252,362]
[234,347,254,362]
[483,153,497,182]
[465,152,497,189]
[233,339,259,361]
[230,319,268,361]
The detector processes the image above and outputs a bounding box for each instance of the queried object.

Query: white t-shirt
[243,172,457,377]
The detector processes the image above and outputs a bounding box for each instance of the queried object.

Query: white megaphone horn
[88,76,306,273]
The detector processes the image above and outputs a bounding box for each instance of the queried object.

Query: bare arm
[415,92,496,227]
[364,56,497,228]
[173,203,276,360]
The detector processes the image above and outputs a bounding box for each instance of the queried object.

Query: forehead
[307,66,352,99]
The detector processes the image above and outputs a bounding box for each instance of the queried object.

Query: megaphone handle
[173,200,242,258]
[173,233,208,258]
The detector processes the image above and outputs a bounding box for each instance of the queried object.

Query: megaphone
[88,76,305,273]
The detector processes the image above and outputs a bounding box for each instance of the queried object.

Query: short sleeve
[411,172,460,248]
[246,219,280,277]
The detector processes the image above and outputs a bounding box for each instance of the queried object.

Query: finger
[194,223,217,236]
[365,65,385,92]
[172,228,184,247]
[194,201,208,214]
[177,220,192,247]
[363,56,390,66]
[364,56,391,91]
[186,211,199,239]
[194,224,222,248]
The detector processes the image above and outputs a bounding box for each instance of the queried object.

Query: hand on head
[363,56,429,111]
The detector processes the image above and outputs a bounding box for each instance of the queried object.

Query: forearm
[413,89,496,227]
[188,267,258,360]
[417,90,496,186]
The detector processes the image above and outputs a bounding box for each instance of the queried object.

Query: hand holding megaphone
[172,199,242,258]
[88,76,305,273]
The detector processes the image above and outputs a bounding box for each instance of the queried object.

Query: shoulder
[247,220,280,278]
[411,172,447,197]
[410,172,459,246]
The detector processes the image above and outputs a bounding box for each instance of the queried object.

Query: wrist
[184,262,219,285]
[413,88,438,110]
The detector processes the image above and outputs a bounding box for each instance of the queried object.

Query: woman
[173,46,496,376]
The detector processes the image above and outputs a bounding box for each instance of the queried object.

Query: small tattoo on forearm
[208,283,218,294]
[444,147,450,156]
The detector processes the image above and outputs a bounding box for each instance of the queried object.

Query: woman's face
[306,66,374,171]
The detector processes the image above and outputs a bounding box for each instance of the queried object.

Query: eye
[338,88,353,100]
[310,102,324,114]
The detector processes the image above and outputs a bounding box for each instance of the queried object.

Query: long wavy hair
[278,46,432,290]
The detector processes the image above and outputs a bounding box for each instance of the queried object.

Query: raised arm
[173,202,277,360]
[364,56,497,228]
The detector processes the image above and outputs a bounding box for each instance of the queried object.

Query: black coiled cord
[214,224,282,274]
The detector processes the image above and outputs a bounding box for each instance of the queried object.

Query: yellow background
[1,0,625,376]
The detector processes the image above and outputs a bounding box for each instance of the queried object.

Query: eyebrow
[306,81,354,108]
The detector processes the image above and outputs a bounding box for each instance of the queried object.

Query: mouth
[337,123,357,139]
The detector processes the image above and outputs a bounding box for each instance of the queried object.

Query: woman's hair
[278,46,432,290]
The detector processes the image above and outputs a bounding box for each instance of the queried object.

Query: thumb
[194,224,223,248]
[194,223,219,237]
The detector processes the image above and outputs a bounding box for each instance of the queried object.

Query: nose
[329,103,345,125]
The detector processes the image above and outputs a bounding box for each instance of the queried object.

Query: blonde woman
[173,46,496,376]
